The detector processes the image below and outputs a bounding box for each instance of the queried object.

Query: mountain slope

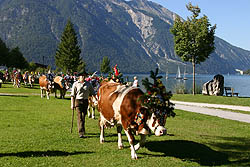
[0,0,249,74]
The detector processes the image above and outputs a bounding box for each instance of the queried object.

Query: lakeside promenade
[172,100,250,123]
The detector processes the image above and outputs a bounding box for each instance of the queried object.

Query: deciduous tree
[170,3,216,95]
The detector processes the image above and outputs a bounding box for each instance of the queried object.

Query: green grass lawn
[0,82,41,95]
[0,84,250,166]
[172,94,250,106]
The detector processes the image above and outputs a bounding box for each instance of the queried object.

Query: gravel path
[172,100,250,123]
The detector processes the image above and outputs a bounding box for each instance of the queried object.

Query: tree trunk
[192,58,196,95]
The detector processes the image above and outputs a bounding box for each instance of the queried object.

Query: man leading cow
[70,72,95,138]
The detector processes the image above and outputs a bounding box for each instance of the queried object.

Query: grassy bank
[172,94,250,106]
[0,87,250,166]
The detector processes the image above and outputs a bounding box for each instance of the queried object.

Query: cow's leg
[62,90,66,99]
[124,130,137,159]
[87,105,91,118]
[17,80,20,88]
[88,106,95,119]
[99,115,105,143]
[40,89,43,98]
[54,89,57,98]
[29,80,32,87]
[60,90,63,99]
[100,123,105,143]
[46,90,50,99]
[117,125,123,149]
[134,134,146,151]
[92,107,95,119]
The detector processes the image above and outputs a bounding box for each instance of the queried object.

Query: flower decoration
[139,68,175,118]
[107,64,125,84]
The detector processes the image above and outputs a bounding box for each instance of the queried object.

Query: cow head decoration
[139,68,175,136]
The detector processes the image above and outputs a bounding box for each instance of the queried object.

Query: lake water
[124,74,250,97]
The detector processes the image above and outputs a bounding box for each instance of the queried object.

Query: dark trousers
[75,99,88,136]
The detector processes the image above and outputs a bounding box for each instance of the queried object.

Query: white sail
[166,68,168,79]
[176,66,182,79]
[166,60,169,79]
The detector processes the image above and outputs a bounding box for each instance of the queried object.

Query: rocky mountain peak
[0,0,249,74]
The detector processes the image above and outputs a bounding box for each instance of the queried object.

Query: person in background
[132,76,139,87]
[70,72,95,138]
[47,70,54,83]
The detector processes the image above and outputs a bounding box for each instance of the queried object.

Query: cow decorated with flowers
[97,68,175,159]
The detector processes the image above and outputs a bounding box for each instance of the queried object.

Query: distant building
[0,66,7,71]
[235,69,244,75]
[35,63,48,68]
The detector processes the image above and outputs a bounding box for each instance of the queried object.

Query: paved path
[172,100,250,112]
[172,100,250,123]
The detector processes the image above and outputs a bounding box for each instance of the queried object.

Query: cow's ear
[140,107,151,118]
[139,107,149,120]
[140,107,146,113]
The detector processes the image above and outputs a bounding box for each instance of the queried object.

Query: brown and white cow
[22,72,29,86]
[28,74,35,88]
[88,95,98,119]
[97,81,168,159]
[52,76,70,99]
[13,73,22,88]
[39,75,53,99]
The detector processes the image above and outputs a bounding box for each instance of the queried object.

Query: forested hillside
[0,0,249,74]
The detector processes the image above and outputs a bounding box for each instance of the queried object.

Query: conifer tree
[8,47,29,69]
[170,3,216,95]
[55,19,83,73]
[0,38,9,66]
[100,56,111,74]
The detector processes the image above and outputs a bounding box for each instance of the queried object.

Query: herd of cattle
[0,71,73,99]
[1,71,173,159]
[0,71,36,88]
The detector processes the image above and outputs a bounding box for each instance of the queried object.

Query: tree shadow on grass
[144,140,229,166]
[0,150,93,158]
[202,135,250,166]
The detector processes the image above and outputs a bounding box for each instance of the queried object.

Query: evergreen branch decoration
[140,68,175,118]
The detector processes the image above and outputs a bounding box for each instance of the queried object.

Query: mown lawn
[0,82,41,94]
[0,84,250,166]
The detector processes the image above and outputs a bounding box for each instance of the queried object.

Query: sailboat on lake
[176,66,182,79]
[166,68,169,79]
[165,59,169,79]
[183,65,188,80]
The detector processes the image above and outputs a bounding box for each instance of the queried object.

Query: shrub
[174,82,188,94]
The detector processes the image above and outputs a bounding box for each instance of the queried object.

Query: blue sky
[150,0,250,51]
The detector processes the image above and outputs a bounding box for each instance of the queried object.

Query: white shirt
[70,80,95,100]
[132,79,138,87]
